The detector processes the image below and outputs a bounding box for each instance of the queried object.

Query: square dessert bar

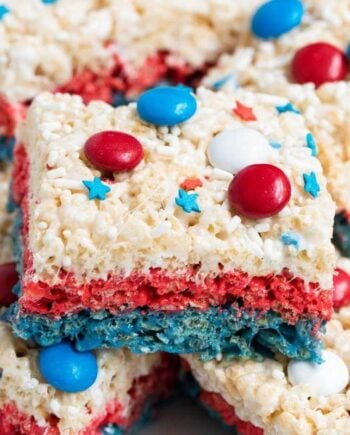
[183,283,350,434]
[203,1,350,257]
[0,0,257,159]
[0,323,177,435]
[8,86,335,361]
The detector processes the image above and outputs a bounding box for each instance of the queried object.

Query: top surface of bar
[15,88,335,288]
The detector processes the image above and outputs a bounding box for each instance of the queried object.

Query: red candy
[292,42,348,87]
[228,164,291,219]
[333,268,350,309]
[84,131,144,172]
[0,263,19,306]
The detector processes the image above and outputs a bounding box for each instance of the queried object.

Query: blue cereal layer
[6,304,324,362]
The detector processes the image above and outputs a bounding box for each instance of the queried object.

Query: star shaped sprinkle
[269,140,282,149]
[212,74,237,90]
[303,171,320,198]
[82,177,111,200]
[233,101,257,121]
[0,5,10,20]
[306,132,317,157]
[41,0,58,3]
[175,188,201,213]
[180,178,203,191]
[275,102,300,115]
[281,232,300,249]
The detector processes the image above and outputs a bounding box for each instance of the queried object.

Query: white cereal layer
[18,89,335,288]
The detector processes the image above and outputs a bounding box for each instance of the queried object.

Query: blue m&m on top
[0,4,9,20]
[39,341,98,393]
[137,86,197,126]
[251,0,304,39]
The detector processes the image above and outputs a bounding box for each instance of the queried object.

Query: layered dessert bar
[8,86,335,361]
[0,322,177,434]
[203,0,350,257]
[183,261,350,434]
[0,0,259,159]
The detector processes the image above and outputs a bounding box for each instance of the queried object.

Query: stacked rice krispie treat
[1,0,350,434]
[183,258,350,434]
[0,322,178,434]
[204,0,350,258]
[183,0,350,432]
[0,0,262,160]
[0,131,179,434]
[6,85,336,364]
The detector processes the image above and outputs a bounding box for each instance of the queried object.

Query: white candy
[207,128,272,174]
[287,350,349,396]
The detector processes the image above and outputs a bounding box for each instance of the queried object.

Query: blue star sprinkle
[281,232,300,249]
[303,171,320,198]
[83,177,111,200]
[41,0,58,3]
[306,132,317,157]
[175,188,201,213]
[269,140,282,149]
[212,74,238,91]
[276,102,300,115]
[0,4,10,20]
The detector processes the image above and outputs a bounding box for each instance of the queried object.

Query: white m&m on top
[288,350,349,396]
[207,128,272,174]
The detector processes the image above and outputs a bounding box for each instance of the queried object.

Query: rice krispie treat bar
[0,0,263,160]
[183,260,350,434]
[203,1,350,257]
[7,86,335,361]
[0,322,177,434]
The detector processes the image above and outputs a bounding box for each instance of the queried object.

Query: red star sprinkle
[180,178,203,191]
[233,100,257,121]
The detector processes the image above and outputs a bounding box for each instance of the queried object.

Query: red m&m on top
[228,164,291,219]
[84,131,144,172]
[333,268,350,310]
[292,42,348,87]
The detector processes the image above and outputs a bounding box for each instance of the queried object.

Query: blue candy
[137,86,197,126]
[0,4,9,20]
[251,0,304,39]
[39,342,98,393]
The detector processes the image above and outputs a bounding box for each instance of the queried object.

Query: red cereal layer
[200,390,263,435]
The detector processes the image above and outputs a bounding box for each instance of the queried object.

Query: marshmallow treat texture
[183,299,350,433]
[8,88,335,360]
[0,322,178,434]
